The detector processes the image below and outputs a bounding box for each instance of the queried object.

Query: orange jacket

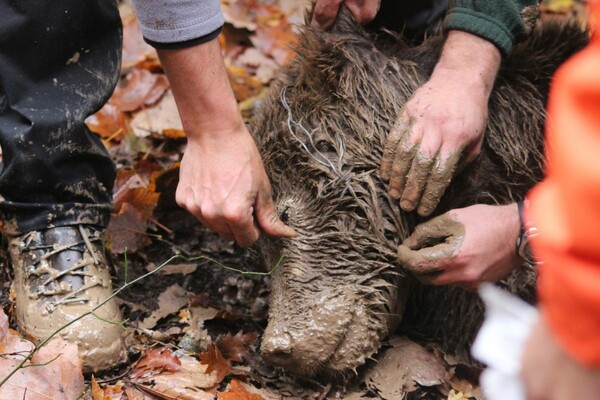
[528,1,600,367]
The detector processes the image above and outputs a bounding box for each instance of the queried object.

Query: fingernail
[401,199,414,211]
[389,189,400,199]
[418,206,431,216]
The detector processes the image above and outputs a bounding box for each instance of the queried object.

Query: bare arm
[158,39,296,247]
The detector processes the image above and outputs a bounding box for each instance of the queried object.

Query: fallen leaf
[365,336,449,399]
[217,331,259,362]
[111,69,170,113]
[251,23,297,65]
[228,65,264,102]
[92,376,106,400]
[107,202,150,254]
[139,284,190,330]
[130,90,184,137]
[236,48,280,83]
[221,0,259,31]
[449,375,484,400]
[218,379,264,400]
[132,347,182,379]
[121,15,159,70]
[86,102,129,141]
[129,352,216,399]
[0,308,84,400]
[199,344,232,384]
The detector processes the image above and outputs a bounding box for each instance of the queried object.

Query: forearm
[433,30,501,97]
[158,39,245,143]
[445,0,539,56]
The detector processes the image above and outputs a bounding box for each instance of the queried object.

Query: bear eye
[280,206,290,223]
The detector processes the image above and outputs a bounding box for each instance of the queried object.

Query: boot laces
[20,226,105,312]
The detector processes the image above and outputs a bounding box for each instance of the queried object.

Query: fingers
[380,119,465,217]
[380,115,411,183]
[311,0,343,30]
[397,243,450,275]
[255,187,298,239]
[416,148,462,216]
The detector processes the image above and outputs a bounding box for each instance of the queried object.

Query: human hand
[380,31,501,216]
[522,317,600,400]
[158,39,296,247]
[176,127,296,247]
[396,203,521,290]
[311,0,380,30]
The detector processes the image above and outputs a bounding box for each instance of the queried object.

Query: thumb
[255,190,297,238]
[403,213,454,249]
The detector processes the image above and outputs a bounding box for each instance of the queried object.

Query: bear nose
[261,332,293,365]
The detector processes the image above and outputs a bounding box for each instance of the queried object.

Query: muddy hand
[397,204,522,290]
[380,31,501,217]
[176,132,297,248]
[397,212,464,285]
[311,0,381,30]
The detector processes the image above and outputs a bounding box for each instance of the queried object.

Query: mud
[397,213,465,274]
[251,8,588,378]
[8,226,126,373]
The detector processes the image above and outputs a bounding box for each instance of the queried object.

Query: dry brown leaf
[0,308,84,400]
[132,347,182,379]
[107,202,150,253]
[251,23,297,65]
[131,90,184,137]
[228,65,264,102]
[162,128,186,139]
[111,69,170,113]
[449,375,484,400]
[91,376,106,400]
[218,379,264,400]
[365,336,449,400]
[139,284,190,330]
[121,16,159,70]
[199,344,232,384]
[129,352,216,399]
[86,102,129,140]
[217,331,259,362]
[236,48,280,83]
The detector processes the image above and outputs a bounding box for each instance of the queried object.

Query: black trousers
[0,0,121,235]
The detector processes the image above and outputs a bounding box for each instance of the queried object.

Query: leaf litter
[0,0,587,399]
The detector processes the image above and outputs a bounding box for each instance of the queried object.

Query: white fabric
[472,284,539,400]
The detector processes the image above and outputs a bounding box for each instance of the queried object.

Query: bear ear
[330,4,364,35]
[304,2,364,34]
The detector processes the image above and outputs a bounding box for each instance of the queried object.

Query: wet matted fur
[251,8,588,378]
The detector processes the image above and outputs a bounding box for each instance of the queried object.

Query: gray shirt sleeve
[132,0,224,45]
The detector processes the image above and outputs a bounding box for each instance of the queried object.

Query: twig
[0,253,284,387]
[94,367,133,384]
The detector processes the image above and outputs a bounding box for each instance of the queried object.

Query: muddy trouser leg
[0,0,121,236]
[373,0,449,40]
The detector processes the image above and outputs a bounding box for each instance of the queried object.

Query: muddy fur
[251,8,588,378]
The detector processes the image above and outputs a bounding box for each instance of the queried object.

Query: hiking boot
[8,225,127,372]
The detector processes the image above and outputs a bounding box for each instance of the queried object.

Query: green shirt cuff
[445,7,516,56]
